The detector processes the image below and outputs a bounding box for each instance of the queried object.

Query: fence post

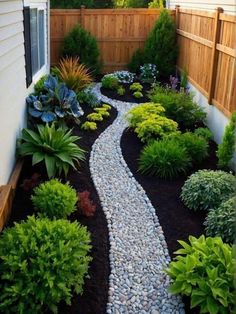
[208,7,223,105]
[80,5,85,28]
[175,5,180,29]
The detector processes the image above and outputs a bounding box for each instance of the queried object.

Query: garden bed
[7,104,118,314]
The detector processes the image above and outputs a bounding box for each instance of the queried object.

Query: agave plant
[55,57,93,93]
[17,124,85,178]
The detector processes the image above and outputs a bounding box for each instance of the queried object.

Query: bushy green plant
[94,107,110,117]
[194,127,213,141]
[117,86,126,96]
[148,0,164,8]
[32,179,78,219]
[61,24,101,75]
[181,170,235,211]
[204,197,236,244]
[167,235,235,314]
[217,112,236,169]
[128,48,144,73]
[77,87,101,108]
[149,85,206,128]
[133,91,143,99]
[101,74,119,90]
[102,104,111,111]
[51,0,93,8]
[130,82,143,92]
[81,121,97,131]
[87,112,103,121]
[0,216,92,313]
[139,139,191,178]
[17,124,85,178]
[114,0,149,8]
[144,10,178,78]
[34,75,48,95]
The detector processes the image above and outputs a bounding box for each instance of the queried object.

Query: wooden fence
[176,6,236,117]
[50,8,175,73]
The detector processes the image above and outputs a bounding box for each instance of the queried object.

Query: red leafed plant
[21,173,41,191]
[78,191,96,217]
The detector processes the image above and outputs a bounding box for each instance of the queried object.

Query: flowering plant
[139,64,158,83]
[113,71,135,83]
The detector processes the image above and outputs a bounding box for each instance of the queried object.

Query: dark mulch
[7,104,118,314]
[101,82,151,103]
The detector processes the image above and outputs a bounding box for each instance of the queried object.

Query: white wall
[0,0,49,185]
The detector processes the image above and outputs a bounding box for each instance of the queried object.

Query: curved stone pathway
[90,84,184,314]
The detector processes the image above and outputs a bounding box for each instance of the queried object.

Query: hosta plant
[32,179,78,219]
[0,216,92,314]
[204,197,236,244]
[139,139,191,178]
[133,91,143,99]
[87,113,103,122]
[101,74,119,90]
[17,124,85,178]
[167,235,235,314]
[130,82,143,92]
[194,127,213,141]
[139,63,158,83]
[113,70,135,83]
[81,121,97,131]
[181,170,235,211]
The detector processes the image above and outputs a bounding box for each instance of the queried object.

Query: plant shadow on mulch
[120,128,218,314]
[7,104,118,314]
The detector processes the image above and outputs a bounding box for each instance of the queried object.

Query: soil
[7,104,118,314]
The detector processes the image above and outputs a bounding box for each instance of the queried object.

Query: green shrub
[61,24,101,75]
[149,85,206,128]
[148,0,165,8]
[77,87,101,108]
[167,235,235,314]
[17,124,85,178]
[94,107,110,117]
[204,197,236,244]
[181,170,235,211]
[81,121,97,131]
[130,82,143,92]
[117,86,126,96]
[87,112,103,121]
[101,74,119,90]
[0,216,91,313]
[217,112,236,169]
[102,104,112,111]
[51,0,93,8]
[144,10,178,78]
[32,179,78,219]
[139,139,191,178]
[126,102,165,128]
[194,127,213,141]
[114,0,149,8]
[133,91,143,99]
[128,48,144,73]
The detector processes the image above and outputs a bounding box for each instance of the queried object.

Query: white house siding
[168,0,236,15]
[0,0,49,185]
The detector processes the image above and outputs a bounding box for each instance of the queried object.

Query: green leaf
[207,296,219,314]
[32,152,45,165]
[45,155,56,178]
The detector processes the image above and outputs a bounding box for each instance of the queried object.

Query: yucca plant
[17,124,85,178]
[55,57,93,93]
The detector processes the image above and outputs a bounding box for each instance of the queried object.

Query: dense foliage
[204,197,236,244]
[77,86,101,108]
[61,24,101,75]
[51,0,93,8]
[101,74,120,90]
[139,139,190,178]
[113,0,149,8]
[130,82,143,92]
[128,48,144,73]
[167,235,235,314]
[32,179,78,219]
[87,112,103,121]
[17,124,85,178]
[81,121,97,131]
[181,170,235,211]
[0,216,91,313]
[194,127,213,141]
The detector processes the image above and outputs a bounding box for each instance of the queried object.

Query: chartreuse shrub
[133,91,143,99]
[32,179,78,219]
[149,85,206,129]
[181,170,235,211]
[81,121,97,131]
[217,112,236,169]
[17,124,85,178]
[94,107,110,117]
[0,216,92,313]
[61,24,101,75]
[102,104,111,111]
[101,74,119,90]
[167,235,235,314]
[87,112,103,122]
[130,82,143,92]
[204,197,236,244]
[117,86,125,96]
[139,139,191,178]
[194,127,213,141]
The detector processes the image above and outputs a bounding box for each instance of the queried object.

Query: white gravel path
[89,84,184,314]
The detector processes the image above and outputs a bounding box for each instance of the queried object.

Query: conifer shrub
[128,48,144,73]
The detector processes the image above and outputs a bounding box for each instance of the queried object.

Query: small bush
[113,70,135,83]
[204,197,236,244]
[181,170,235,211]
[139,63,158,83]
[117,86,126,96]
[94,107,110,117]
[77,87,101,108]
[139,139,191,178]
[167,235,235,314]
[81,121,97,131]
[87,112,103,121]
[130,82,143,92]
[61,24,101,75]
[101,74,119,90]
[78,191,96,217]
[194,127,213,141]
[133,91,143,99]
[0,216,91,313]
[32,179,78,219]
[128,48,144,73]
[102,104,112,111]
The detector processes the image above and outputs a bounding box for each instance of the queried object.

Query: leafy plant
[87,113,103,122]
[204,197,236,244]
[101,74,119,90]
[133,91,143,99]
[0,216,92,313]
[148,0,165,8]
[113,70,135,83]
[81,121,97,131]
[51,0,94,8]
[17,124,85,178]
[194,127,213,141]
[139,63,158,83]
[55,57,93,93]
[34,75,49,95]
[139,139,191,178]
[77,86,101,108]
[114,0,149,8]
[21,173,41,192]
[61,24,101,75]
[102,104,112,111]
[117,86,126,96]
[144,9,178,78]
[128,48,144,73]
[149,85,206,129]
[94,107,110,117]
[32,179,78,219]
[217,112,236,169]
[78,191,96,217]
[181,170,235,211]
[166,235,235,314]
[130,82,143,92]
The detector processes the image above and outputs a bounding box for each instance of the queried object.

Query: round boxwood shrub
[32,179,78,219]
[139,139,191,178]
[0,216,92,313]
[181,170,235,211]
[204,197,236,243]
[61,24,101,75]
[194,127,212,141]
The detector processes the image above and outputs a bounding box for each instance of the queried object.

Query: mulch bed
[7,104,118,314]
